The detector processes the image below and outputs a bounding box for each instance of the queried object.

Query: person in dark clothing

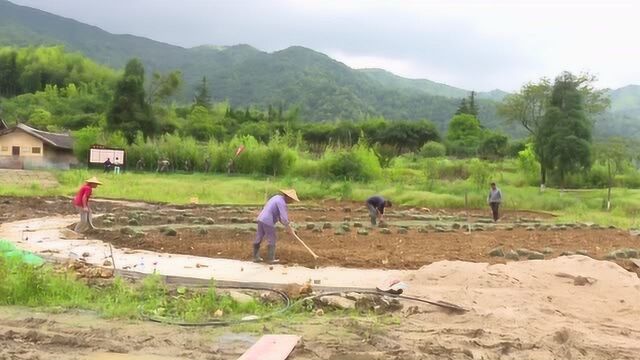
[366,195,392,226]
[487,182,502,222]
[103,158,112,173]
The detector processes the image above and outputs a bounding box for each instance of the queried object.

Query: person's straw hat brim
[280,189,299,202]
[85,177,103,185]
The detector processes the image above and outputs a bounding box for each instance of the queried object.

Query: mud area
[78,200,638,269]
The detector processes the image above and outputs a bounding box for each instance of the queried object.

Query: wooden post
[607,160,612,211]
[465,190,471,233]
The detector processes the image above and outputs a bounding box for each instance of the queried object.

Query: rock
[435,226,447,233]
[451,223,461,230]
[192,218,203,225]
[304,216,313,222]
[357,229,369,236]
[323,222,332,229]
[343,207,352,213]
[306,223,316,230]
[102,220,113,227]
[103,260,112,267]
[624,248,639,258]
[196,227,208,235]
[127,218,140,226]
[118,216,128,224]
[477,218,494,224]
[488,247,504,257]
[320,295,356,310]
[205,218,215,225]
[334,229,345,235]
[417,227,428,233]
[315,309,325,316]
[560,251,576,256]
[151,215,162,221]
[528,252,545,260]
[343,217,351,221]
[542,247,554,255]
[312,228,323,233]
[380,228,392,235]
[134,230,146,238]
[164,228,177,236]
[82,252,90,258]
[397,228,408,234]
[378,221,389,228]
[516,248,532,256]
[353,222,363,228]
[576,250,589,256]
[604,252,617,260]
[227,291,254,305]
[167,216,176,223]
[526,226,536,231]
[319,216,328,222]
[120,227,135,235]
[505,250,519,260]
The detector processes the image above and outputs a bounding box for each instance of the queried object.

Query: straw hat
[85,177,103,185]
[280,189,299,202]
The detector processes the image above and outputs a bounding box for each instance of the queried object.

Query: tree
[499,73,609,186]
[455,98,469,115]
[194,76,211,109]
[594,138,634,210]
[478,132,508,160]
[468,91,478,116]
[146,70,182,104]
[107,58,155,143]
[446,114,484,157]
[537,72,592,187]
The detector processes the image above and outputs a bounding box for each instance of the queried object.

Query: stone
[505,250,519,261]
[504,226,514,231]
[435,226,447,233]
[192,218,203,224]
[343,207,352,213]
[315,309,325,316]
[516,248,532,256]
[353,222,363,228]
[397,228,408,234]
[82,252,90,258]
[134,230,146,238]
[604,252,617,260]
[542,247,554,255]
[227,290,254,305]
[118,216,129,224]
[103,260,112,267]
[378,221,389,228]
[560,251,576,256]
[205,218,215,225]
[320,295,356,310]
[357,229,369,236]
[624,248,638,258]
[528,252,545,260]
[451,223,461,230]
[526,226,536,231]
[102,220,113,227]
[343,217,351,222]
[323,222,332,229]
[120,227,135,235]
[576,250,589,256]
[319,216,328,222]
[196,227,208,235]
[164,228,177,236]
[380,228,392,235]
[488,247,505,257]
[151,215,162,221]
[417,227,428,233]
[334,229,345,235]
[312,228,323,233]
[306,223,316,230]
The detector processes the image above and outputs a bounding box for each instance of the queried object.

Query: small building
[0,123,77,169]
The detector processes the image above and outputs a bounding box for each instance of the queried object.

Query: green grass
[1,169,639,228]
[0,253,286,323]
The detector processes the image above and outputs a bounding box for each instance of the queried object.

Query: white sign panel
[89,148,125,165]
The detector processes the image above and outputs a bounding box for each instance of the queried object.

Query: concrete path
[0,215,407,289]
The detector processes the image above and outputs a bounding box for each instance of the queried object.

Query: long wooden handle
[292,232,319,259]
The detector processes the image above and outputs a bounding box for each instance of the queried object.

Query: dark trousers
[490,202,500,221]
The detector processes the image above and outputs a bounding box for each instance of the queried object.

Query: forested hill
[0,0,514,131]
[0,0,639,138]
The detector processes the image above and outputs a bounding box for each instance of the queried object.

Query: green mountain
[0,0,637,139]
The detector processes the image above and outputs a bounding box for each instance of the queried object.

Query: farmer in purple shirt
[253,189,300,263]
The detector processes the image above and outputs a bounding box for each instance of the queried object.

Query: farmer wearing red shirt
[73,177,102,233]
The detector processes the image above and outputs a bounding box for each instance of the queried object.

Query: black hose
[298,291,468,313]
[140,285,291,326]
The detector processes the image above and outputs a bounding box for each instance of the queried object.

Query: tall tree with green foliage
[537,72,592,187]
[446,114,484,157]
[146,70,183,104]
[194,76,211,109]
[107,58,155,143]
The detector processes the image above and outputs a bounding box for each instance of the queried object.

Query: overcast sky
[10,0,640,91]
